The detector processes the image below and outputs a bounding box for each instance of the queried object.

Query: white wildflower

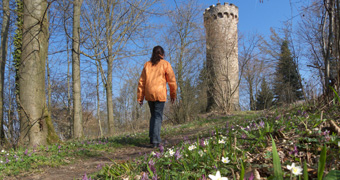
[287,163,303,176]
[221,157,230,164]
[218,139,225,144]
[204,140,209,146]
[168,149,175,156]
[188,145,196,151]
[209,171,228,180]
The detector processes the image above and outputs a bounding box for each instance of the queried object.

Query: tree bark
[47,57,52,121]
[72,0,84,139]
[96,61,103,137]
[19,0,50,147]
[324,0,335,95]
[105,0,114,135]
[67,35,72,138]
[0,0,10,143]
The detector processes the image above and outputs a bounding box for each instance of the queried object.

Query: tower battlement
[203,2,238,20]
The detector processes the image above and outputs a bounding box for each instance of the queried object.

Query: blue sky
[186,0,298,36]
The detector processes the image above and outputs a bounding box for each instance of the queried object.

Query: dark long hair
[150,46,165,65]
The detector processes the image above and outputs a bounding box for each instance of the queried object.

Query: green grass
[91,104,339,179]
[1,103,339,179]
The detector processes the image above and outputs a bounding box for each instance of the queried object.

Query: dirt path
[7,126,210,180]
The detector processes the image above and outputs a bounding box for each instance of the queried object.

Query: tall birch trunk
[72,0,84,138]
[0,0,10,143]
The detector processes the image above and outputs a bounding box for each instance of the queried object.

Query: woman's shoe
[152,143,159,148]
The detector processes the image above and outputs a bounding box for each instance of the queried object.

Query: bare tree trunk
[105,1,114,135]
[19,0,50,147]
[67,35,72,138]
[0,0,10,143]
[324,0,335,95]
[249,82,255,110]
[8,59,13,143]
[96,61,103,137]
[337,0,340,91]
[72,0,84,139]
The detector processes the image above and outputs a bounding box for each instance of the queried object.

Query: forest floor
[4,104,340,180]
[6,114,226,180]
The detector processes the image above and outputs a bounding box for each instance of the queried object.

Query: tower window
[218,13,223,18]
[224,12,229,18]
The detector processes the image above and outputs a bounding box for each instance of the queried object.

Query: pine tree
[256,78,273,110]
[273,40,304,104]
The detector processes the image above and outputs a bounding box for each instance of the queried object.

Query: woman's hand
[139,100,143,106]
[171,98,176,104]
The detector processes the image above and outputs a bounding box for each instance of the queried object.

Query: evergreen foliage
[273,40,303,104]
[256,77,273,110]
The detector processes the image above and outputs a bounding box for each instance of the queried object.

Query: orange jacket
[137,59,177,102]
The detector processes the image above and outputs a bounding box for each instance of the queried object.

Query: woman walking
[137,46,177,148]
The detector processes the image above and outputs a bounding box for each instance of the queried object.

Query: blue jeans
[148,101,165,144]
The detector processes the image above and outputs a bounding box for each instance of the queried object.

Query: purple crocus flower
[200,174,207,180]
[82,173,91,180]
[96,164,103,169]
[200,138,205,147]
[141,172,149,180]
[275,115,281,120]
[159,145,164,153]
[148,159,156,174]
[325,135,331,142]
[253,122,257,129]
[152,174,158,180]
[241,133,247,139]
[6,158,9,164]
[24,149,28,156]
[289,145,298,156]
[247,172,255,180]
[155,152,161,159]
[174,149,181,160]
[322,130,330,136]
[259,121,265,128]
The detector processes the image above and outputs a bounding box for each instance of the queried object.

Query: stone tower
[203,3,240,112]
